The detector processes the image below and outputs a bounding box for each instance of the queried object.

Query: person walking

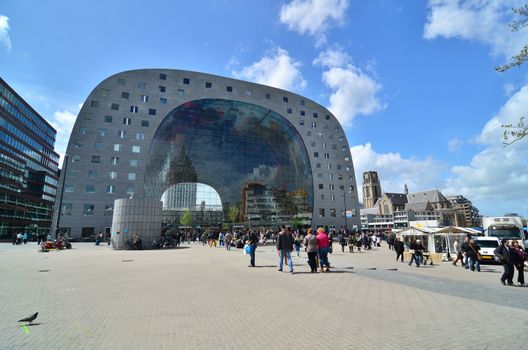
[276,225,294,273]
[303,228,318,273]
[219,231,225,247]
[495,240,514,286]
[22,232,28,244]
[394,237,404,262]
[338,233,347,253]
[466,239,481,272]
[452,238,464,267]
[246,230,259,267]
[225,231,232,251]
[316,227,331,272]
[293,232,302,257]
[408,238,421,267]
[460,236,470,269]
[510,240,525,286]
[347,234,355,253]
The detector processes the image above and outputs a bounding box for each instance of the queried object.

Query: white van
[475,237,500,263]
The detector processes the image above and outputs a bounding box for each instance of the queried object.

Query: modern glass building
[0,77,59,239]
[52,69,360,239]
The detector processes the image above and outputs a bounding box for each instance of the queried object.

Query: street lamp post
[343,189,348,232]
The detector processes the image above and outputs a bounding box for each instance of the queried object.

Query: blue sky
[1,0,528,217]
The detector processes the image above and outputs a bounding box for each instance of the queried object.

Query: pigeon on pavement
[18,312,38,324]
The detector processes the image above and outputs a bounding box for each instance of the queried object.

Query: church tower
[362,171,382,208]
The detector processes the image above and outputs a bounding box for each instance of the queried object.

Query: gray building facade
[52,69,360,238]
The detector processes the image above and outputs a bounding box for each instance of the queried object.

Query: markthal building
[52,70,360,245]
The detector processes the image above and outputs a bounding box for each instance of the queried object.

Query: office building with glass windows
[52,69,360,239]
[0,77,59,239]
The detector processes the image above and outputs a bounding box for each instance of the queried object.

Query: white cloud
[0,15,12,51]
[313,47,351,68]
[314,47,383,125]
[350,143,446,204]
[49,108,79,167]
[233,47,307,91]
[447,137,463,152]
[443,84,528,215]
[424,0,527,59]
[279,0,349,44]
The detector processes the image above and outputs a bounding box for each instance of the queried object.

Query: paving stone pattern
[0,242,527,350]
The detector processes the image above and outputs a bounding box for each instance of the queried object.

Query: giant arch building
[52,69,360,238]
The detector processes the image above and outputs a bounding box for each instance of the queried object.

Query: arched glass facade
[145,99,313,226]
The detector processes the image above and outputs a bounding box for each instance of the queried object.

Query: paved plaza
[1,241,527,350]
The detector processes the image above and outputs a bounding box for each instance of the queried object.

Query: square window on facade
[337,164,342,170]
[313,152,319,158]
[83,204,94,215]
[330,209,336,217]
[128,173,136,180]
[129,159,138,167]
[138,82,146,89]
[113,144,122,151]
[325,114,331,120]
[313,112,318,118]
[106,185,115,194]
[316,162,321,168]
[319,208,325,217]
[111,157,119,165]
[105,204,114,215]
[317,173,323,179]
[118,130,126,138]
[123,118,131,125]
[310,141,316,147]
[300,99,305,106]
[126,187,135,195]
[318,184,324,189]
[109,171,117,179]
[85,185,95,193]
[160,98,167,104]
[65,186,74,192]
[177,89,184,96]
[104,115,113,123]
[287,108,292,114]
[183,78,190,84]
[72,155,80,163]
[245,89,252,96]
[300,110,305,116]
[98,128,108,136]
[306,131,311,136]
[62,203,72,216]
[74,141,82,148]
[141,120,149,127]
[265,93,271,99]
[88,170,97,178]
[91,156,100,163]
[117,78,125,86]
[159,73,167,80]
[90,100,100,108]
[79,126,88,134]
[130,106,138,113]
[132,145,140,153]
[121,92,129,99]
[205,82,212,88]
[141,95,148,102]
[148,108,156,116]
[111,103,119,111]
[226,86,233,92]
[283,96,288,103]
[299,120,304,126]
[338,174,343,180]
[159,86,166,92]
[321,194,325,200]
[136,132,145,140]
[349,185,354,192]
[95,142,104,150]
